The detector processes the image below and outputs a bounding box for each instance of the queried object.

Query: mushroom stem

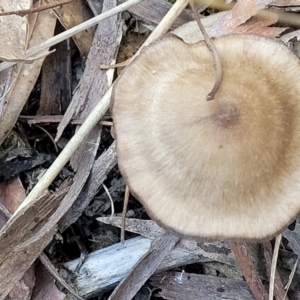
[190,0,222,101]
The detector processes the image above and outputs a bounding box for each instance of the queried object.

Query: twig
[0,0,74,17]
[190,0,222,101]
[100,59,130,69]
[34,124,58,153]
[231,242,268,300]
[121,185,130,244]
[102,183,115,220]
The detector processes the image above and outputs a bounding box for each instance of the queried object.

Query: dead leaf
[0,9,56,145]
[211,0,277,36]
[0,177,26,214]
[231,13,286,37]
[0,0,31,61]
[4,266,36,300]
[31,263,65,300]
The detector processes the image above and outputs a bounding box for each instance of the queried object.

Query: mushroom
[111,34,300,241]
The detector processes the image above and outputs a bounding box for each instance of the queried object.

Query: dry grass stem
[269,234,282,300]
[121,185,130,244]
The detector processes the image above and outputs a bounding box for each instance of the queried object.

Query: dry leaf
[211,0,277,36]
[4,266,36,300]
[0,177,26,214]
[230,14,286,37]
[0,0,31,61]
[0,9,56,145]
[31,264,65,300]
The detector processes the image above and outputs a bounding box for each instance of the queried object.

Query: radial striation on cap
[112,34,300,241]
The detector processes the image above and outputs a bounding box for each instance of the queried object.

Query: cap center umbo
[210,102,240,129]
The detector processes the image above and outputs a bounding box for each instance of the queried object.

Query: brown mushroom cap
[112,34,300,241]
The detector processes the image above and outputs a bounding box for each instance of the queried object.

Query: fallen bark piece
[0,184,70,299]
[61,236,207,298]
[60,143,117,231]
[151,271,255,300]
[109,233,179,300]
[98,216,236,265]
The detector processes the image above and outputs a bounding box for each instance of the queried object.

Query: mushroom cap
[112,34,300,241]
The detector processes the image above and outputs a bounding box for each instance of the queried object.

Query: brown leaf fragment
[0,8,56,145]
[31,262,65,300]
[211,0,277,36]
[0,177,26,214]
[0,0,31,61]
[231,14,287,37]
[39,253,83,300]
[5,265,36,300]
[151,271,256,300]
[108,233,180,300]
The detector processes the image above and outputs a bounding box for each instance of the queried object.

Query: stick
[190,0,222,101]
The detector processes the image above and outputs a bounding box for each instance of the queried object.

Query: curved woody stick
[190,0,222,101]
